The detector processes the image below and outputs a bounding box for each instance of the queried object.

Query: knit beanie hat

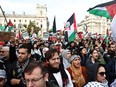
[69,55,81,63]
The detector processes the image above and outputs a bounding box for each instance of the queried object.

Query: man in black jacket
[103,42,116,64]
[10,44,33,87]
[106,56,116,85]
[0,46,12,87]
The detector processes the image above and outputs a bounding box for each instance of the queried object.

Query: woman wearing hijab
[61,49,71,69]
[84,64,108,87]
[67,55,88,87]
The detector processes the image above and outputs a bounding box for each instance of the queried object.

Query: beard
[109,50,115,55]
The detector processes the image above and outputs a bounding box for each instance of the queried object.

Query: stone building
[77,14,111,36]
[0,4,49,34]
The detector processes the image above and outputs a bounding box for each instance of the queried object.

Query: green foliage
[23,24,27,28]
[27,21,41,35]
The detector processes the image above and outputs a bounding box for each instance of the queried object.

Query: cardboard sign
[0,32,15,42]
[42,32,49,41]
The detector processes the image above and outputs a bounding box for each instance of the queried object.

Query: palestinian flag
[88,0,116,41]
[52,16,56,33]
[0,26,5,31]
[5,20,14,32]
[66,13,77,42]
[16,30,21,39]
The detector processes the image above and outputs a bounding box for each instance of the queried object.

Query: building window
[40,10,43,15]
[14,20,16,22]
[18,24,22,28]
[40,24,43,28]
[14,24,16,28]
[19,20,21,22]
[25,20,27,22]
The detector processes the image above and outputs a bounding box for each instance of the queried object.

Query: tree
[23,24,27,28]
[27,21,41,35]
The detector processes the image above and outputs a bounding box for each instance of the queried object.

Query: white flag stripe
[94,7,106,10]
[68,24,74,37]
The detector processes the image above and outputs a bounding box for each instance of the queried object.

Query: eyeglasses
[98,72,106,76]
[0,51,5,53]
[25,75,44,85]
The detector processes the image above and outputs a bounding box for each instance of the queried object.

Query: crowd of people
[0,34,116,87]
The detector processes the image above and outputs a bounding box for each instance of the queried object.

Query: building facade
[0,4,48,34]
[77,14,111,36]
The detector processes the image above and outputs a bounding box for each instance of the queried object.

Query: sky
[0,0,112,30]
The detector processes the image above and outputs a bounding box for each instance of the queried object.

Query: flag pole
[0,6,9,31]
[0,6,8,24]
